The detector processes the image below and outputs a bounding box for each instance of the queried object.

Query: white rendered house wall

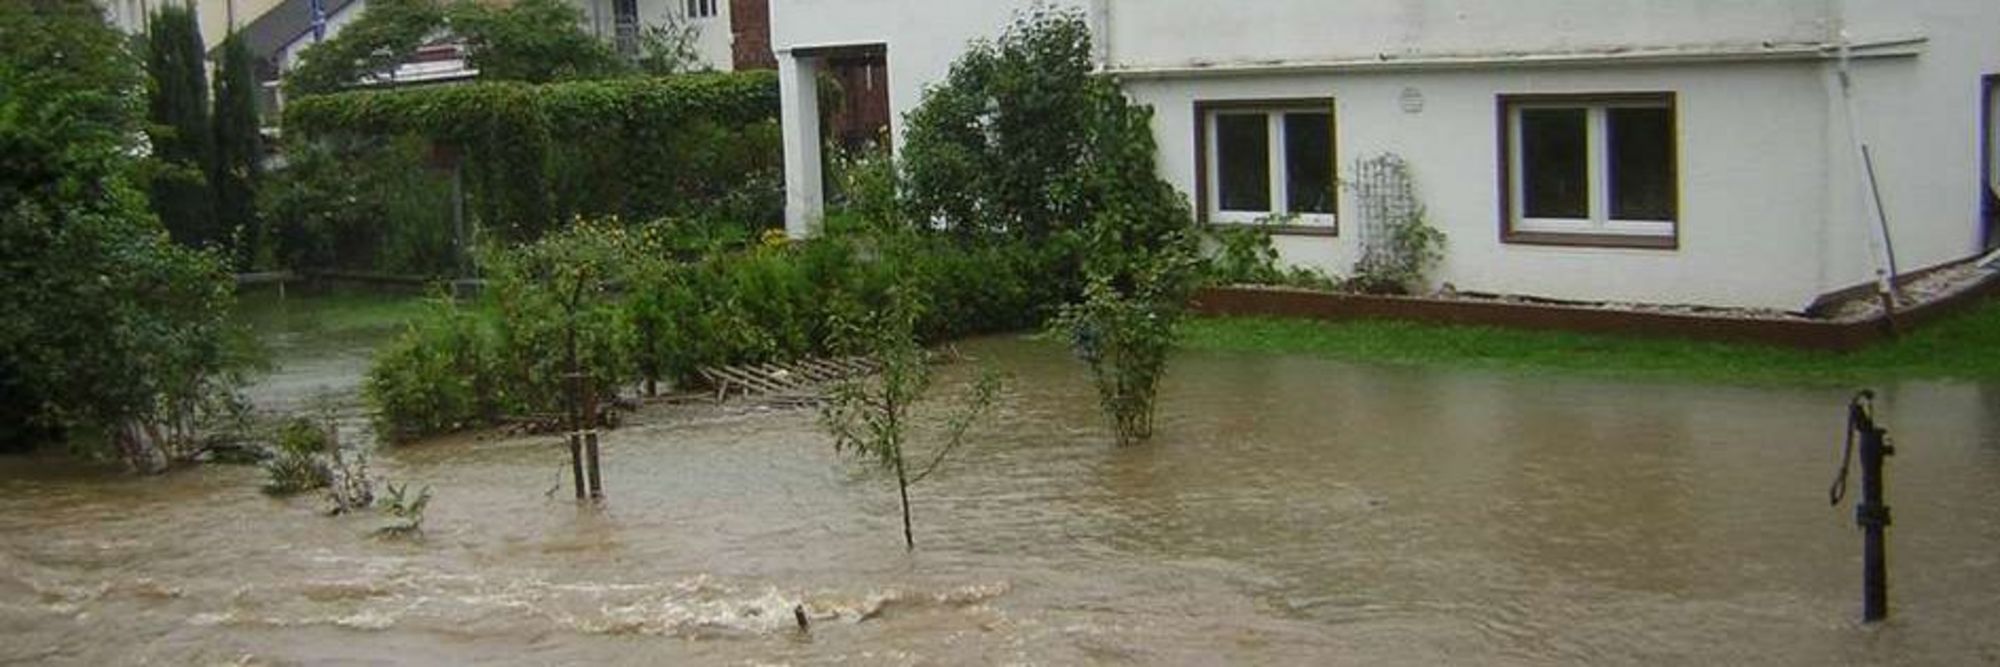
[770,0,2000,310]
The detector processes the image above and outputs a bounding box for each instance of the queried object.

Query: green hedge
[365,221,1069,443]
[283,72,781,242]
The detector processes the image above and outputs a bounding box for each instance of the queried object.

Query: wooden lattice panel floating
[698,356,880,406]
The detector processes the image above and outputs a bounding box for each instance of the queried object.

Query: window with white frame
[1502,93,1678,246]
[685,0,718,19]
[1199,101,1337,230]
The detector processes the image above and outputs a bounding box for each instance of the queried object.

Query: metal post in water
[1831,390,1895,622]
[583,375,603,500]
[567,370,586,500]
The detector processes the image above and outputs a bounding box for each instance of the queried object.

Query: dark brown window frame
[1194,98,1339,237]
[1497,92,1680,250]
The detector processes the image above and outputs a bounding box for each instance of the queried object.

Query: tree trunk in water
[896,461,914,551]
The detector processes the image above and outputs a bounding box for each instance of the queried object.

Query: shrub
[365,295,499,442]
[259,134,457,275]
[1202,224,1340,290]
[284,0,444,97]
[446,0,622,83]
[481,221,640,418]
[899,5,1100,242]
[364,220,1051,441]
[901,7,1201,446]
[1,0,247,468]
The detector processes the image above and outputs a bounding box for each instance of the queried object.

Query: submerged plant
[262,416,333,495]
[376,481,433,539]
[819,287,1001,550]
[325,440,375,514]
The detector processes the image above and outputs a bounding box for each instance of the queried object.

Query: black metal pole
[1854,403,1893,622]
[583,378,603,500]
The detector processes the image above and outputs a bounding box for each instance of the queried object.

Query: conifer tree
[211,32,263,267]
[145,3,216,248]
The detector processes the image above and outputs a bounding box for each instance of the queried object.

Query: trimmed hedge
[283,72,782,242]
[284,72,778,136]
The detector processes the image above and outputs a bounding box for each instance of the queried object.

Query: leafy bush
[1053,275,1178,445]
[364,220,1050,441]
[899,5,1100,242]
[899,7,1201,446]
[284,0,445,97]
[365,295,499,442]
[1202,224,1340,290]
[481,221,640,418]
[447,0,622,83]
[1,0,247,468]
[258,135,457,275]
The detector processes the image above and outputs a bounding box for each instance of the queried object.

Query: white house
[772,0,2000,311]
[241,0,771,120]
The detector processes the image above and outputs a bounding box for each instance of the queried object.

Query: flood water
[3,310,1999,664]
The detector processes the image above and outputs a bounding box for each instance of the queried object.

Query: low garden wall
[1191,272,2000,352]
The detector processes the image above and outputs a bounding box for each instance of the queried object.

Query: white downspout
[1090,0,1111,69]
[1834,30,1903,316]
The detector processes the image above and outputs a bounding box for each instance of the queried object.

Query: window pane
[1216,114,1271,213]
[1519,108,1588,219]
[1284,112,1334,215]
[1609,107,1676,221]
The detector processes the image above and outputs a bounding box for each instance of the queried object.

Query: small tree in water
[819,287,1000,550]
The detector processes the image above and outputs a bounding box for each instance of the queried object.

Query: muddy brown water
[4,325,2000,664]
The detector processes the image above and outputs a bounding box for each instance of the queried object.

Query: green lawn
[1178,298,2000,385]
[235,286,435,339]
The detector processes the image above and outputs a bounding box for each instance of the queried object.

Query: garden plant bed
[1193,258,2000,352]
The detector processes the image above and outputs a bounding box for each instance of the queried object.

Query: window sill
[1502,230,1677,250]
[1208,222,1339,237]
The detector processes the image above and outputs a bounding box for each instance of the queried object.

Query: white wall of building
[1126,61,1834,310]
[1105,0,1840,71]
[1818,0,2000,305]
[770,0,2000,310]
[771,0,1084,143]
[101,0,287,47]
[576,0,735,71]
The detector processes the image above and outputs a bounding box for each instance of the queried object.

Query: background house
[771,0,2000,311]
[101,0,288,49]
[221,0,776,123]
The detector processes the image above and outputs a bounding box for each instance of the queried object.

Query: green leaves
[144,4,217,248]
[285,0,446,98]
[447,0,621,84]
[818,284,1002,549]
[283,72,781,242]
[897,6,1200,447]
[211,33,263,270]
[1,1,244,463]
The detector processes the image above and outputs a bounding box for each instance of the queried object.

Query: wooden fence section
[699,356,879,406]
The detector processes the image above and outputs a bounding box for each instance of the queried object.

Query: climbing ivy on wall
[284,71,781,241]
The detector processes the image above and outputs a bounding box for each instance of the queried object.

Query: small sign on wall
[1400,87,1425,114]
